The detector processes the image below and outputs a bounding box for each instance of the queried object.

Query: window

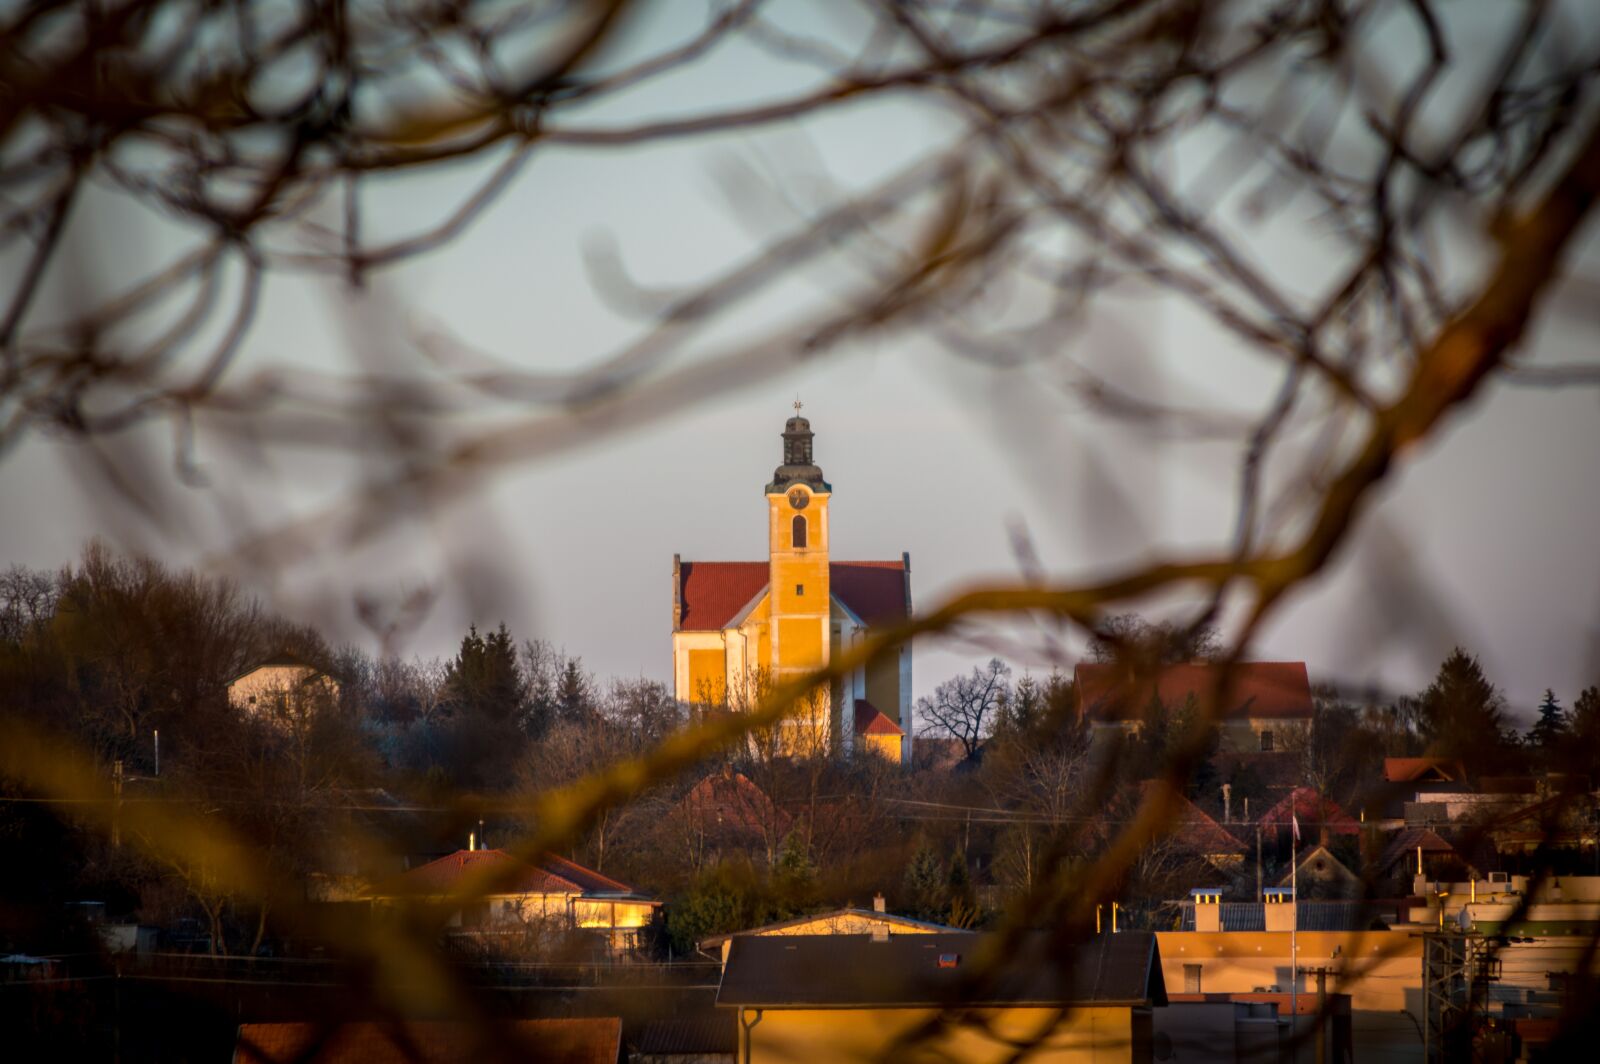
[795,584,804,596]
[1260,730,1274,752]
[792,514,807,548]
[1184,964,1203,993]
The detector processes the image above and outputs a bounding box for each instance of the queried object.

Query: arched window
[792,514,808,549]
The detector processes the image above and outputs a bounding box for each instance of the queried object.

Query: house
[369,847,659,953]
[1375,827,1460,886]
[716,931,1166,1063]
[233,1019,621,1064]
[674,768,791,867]
[227,652,338,717]
[1281,844,1363,899]
[1382,757,1467,786]
[1118,780,1250,876]
[697,898,968,961]
[1154,928,1422,1063]
[1074,661,1313,754]
[672,411,913,760]
[1256,787,1360,844]
[853,700,905,759]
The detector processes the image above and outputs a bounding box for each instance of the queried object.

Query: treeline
[4,547,1598,961]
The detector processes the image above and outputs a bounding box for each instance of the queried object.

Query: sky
[2,2,1598,718]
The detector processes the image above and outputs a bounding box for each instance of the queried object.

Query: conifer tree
[1527,689,1570,749]
[903,841,945,921]
[945,849,979,928]
[1418,648,1509,774]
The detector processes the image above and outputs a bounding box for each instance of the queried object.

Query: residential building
[671,411,913,760]
[227,652,338,716]
[716,931,1166,1063]
[1074,662,1313,754]
[368,847,659,953]
[698,897,968,962]
[1154,926,1422,1063]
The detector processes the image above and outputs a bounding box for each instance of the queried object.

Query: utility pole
[111,759,124,850]
[1255,826,1263,898]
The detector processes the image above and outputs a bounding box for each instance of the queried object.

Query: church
[671,410,913,762]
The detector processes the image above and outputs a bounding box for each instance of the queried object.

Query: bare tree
[917,658,1011,761]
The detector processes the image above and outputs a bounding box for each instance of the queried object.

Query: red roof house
[1074,662,1313,723]
[1256,788,1360,837]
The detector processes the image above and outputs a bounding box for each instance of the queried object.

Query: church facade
[671,412,912,761]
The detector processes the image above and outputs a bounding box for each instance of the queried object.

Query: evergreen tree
[441,625,487,717]
[1418,648,1509,774]
[903,841,945,921]
[1527,689,1569,749]
[945,849,979,928]
[773,828,817,909]
[555,656,595,725]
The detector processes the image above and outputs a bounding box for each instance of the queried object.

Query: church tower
[765,406,831,747]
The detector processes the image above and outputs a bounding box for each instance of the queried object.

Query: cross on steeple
[793,397,804,416]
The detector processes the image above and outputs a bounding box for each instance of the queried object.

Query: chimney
[1263,887,1297,932]
[873,892,886,913]
[1222,783,1232,823]
[672,554,682,632]
[1192,888,1223,933]
[468,831,476,852]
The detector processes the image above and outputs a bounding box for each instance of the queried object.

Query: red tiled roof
[1378,827,1456,873]
[1074,662,1313,722]
[387,849,634,897]
[676,560,908,630]
[1134,781,1248,856]
[235,1019,622,1064]
[1256,787,1360,835]
[682,770,791,838]
[854,700,904,737]
[1383,757,1467,783]
[830,561,911,626]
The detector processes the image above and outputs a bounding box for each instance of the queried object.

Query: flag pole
[1290,810,1299,1048]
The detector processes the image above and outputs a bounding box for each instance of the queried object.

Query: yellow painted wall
[865,649,902,725]
[738,1006,1143,1064]
[863,732,901,760]
[688,648,727,705]
[1156,931,1422,1064]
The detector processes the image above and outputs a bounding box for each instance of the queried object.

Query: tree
[1417,649,1511,775]
[945,850,979,929]
[917,659,1012,762]
[1088,615,1222,667]
[902,842,945,922]
[1528,689,1571,750]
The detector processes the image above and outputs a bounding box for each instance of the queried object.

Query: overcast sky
[2,2,1597,718]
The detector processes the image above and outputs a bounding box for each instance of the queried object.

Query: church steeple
[765,402,831,494]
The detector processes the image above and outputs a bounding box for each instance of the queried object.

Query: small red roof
[854,700,904,737]
[235,1019,621,1064]
[1139,781,1248,856]
[676,560,908,630]
[1378,827,1456,873]
[682,770,791,838]
[388,849,634,897]
[1383,758,1467,783]
[1256,787,1360,835]
[1074,662,1313,722]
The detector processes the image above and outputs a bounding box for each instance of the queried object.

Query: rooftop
[716,931,1165,1009]
[1075,661,1313,723]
